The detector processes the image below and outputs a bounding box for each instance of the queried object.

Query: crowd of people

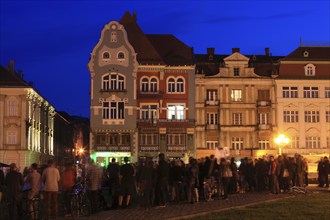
[0,153,329,219]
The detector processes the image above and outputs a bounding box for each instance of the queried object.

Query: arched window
[141,78,149,92]
[103,52,110,59]
[102,75,109,90]
[102,73,125,91]
[150,78,158,92]
[305,64,315,76]
[167,78,175,93]
[118,52,125,59]
[176,78,184,93]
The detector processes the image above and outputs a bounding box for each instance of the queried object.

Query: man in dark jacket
[118,157,135,208]
[5,163,24,220]
[156,153,169,207]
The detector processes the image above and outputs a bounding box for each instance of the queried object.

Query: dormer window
[234,68,240,76]
[118,52,125,59]
[103,52,110,59]
[303,51,309,57]
[305,64,315,76]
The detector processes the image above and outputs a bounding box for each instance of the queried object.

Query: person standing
[86,159,102,213]
[268,156,279,194]
[42,159,60,220]
[186,158,199,203]
[0,167,4,202]
[324,156,330,188]
[61,163,76,216]
[118,157,135,208]
[5,163,24,220]
[25,163,41,219]
[155,153,169,207]
[106,158,120,209]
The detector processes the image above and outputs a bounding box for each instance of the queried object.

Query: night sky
[1,0,329,118]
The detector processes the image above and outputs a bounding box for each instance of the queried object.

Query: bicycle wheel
[203,184,212,202]
[71,196,79,218]
[80,194,91,216]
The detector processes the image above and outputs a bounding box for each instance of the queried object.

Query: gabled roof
[119,11,193,66]
[0,65,30,87]
[281,46,330,61]
[195,53,282,77]
[119,12,165,65]
[146,34,194,66]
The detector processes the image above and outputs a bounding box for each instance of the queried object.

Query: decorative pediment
[305,127,321,134]
[224,52,250,62]
[285,127,299,134]
[284,103,298,108]
[305,103,319,108]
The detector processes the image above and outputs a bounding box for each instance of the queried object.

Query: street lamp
[274,134,289,155]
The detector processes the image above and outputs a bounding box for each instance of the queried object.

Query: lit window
[231,89,242,102]
[167,105,184,120]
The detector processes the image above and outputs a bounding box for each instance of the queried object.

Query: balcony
[206,124,218,130]
[94,145,131,152]
[137,91,164,100]
[139,145,159,152]
[257,100,271,107]
[137,119,195,128]
[258,124,271,130]
[167,145,186,152]
[205,100,219,106]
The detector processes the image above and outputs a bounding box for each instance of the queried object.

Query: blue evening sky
[0,0,329,117]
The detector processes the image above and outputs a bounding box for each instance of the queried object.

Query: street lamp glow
[274,134,290,155]
[78,148,85,155]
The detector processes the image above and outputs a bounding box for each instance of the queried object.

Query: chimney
[207,48,215,61]
[133,11,137,21]
[265,48,270,56]
[9,60,15,74]
[232,48,240,53]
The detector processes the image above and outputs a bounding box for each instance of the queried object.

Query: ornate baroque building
[195,48,282,158]
[88,12,195,164]
[276,46,330,156]
[0,62,55,169]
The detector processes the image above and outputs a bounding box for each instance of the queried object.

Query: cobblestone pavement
[66,185,329,220]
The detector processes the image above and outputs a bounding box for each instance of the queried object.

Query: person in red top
[61,163,76,216]
[268,156,279,194]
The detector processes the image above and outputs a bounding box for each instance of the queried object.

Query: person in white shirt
[42,160,60,220]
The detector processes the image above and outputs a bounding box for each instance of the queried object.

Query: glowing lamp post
[274,134,289,155]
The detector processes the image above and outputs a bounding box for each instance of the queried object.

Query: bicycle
[288,186,313,195]
[203,177,219,202]
[70,179,91,218]
[22,195,44,220]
